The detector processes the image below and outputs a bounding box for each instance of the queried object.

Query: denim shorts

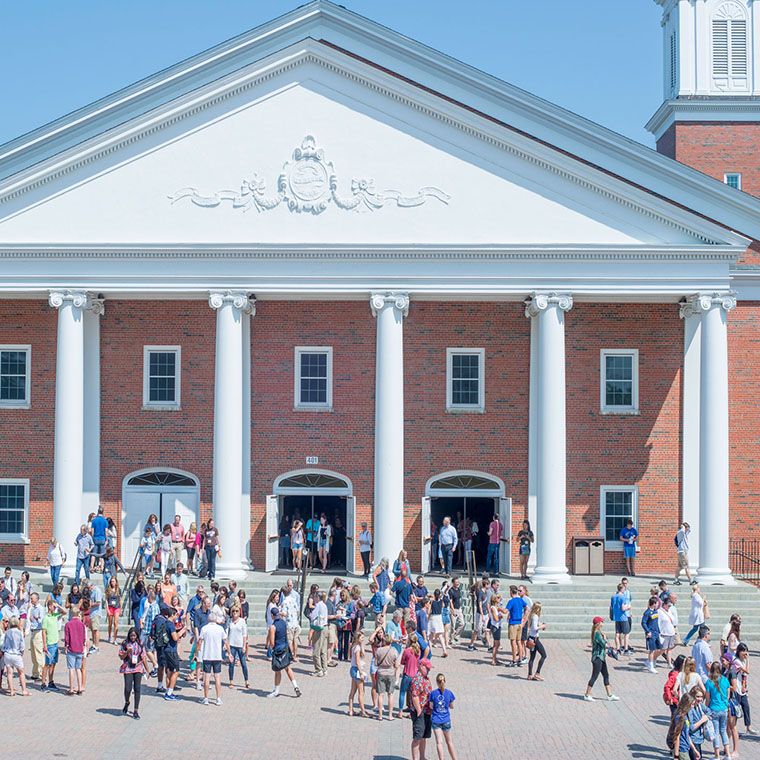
[433,721,452,732]
[45,643,59,666]
[350,665,361,681]
[66,652,83,670]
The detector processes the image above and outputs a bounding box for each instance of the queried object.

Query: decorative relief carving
[680,292,736,318]
[169,136,450,215]
[370,292,410,317]
[524,292,573,318]
[208,290,254,313]
[48,290,88,309]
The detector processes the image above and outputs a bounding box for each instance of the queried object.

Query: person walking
[683,584,708,647]
[526,600,547,681]
[64,610,86,695]
[73,525,94,585]
[266,608,301,698]
[227,606,249,689]
[46,537,65,586]
[347,630,368,717]
[448,577,464,644]
[619,519,638,577]
[583,617,620,702]
[486,514,502,576]
[488,593,504,666]
[291,519,304,572]
[642,596,664,674]
[170,515,185,570]
[359,523,373,578]
[705,661,732,759]
[119,627,150,719]
[730,642,754,737]
[516,521,534,580]
[311,591,329,677]
[438,517,458,578]
[430,673,458,760]
[203,519,220,580]
[410,658,434,760]
[674,522,694,586]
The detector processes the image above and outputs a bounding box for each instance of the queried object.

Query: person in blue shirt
[641,596,663,673]
[369,581,386,617]
[392,570,413,624]
[430,673,458,759]
[609,583,631,656]
[505,586,527,666]
[669,693,699,760]
[90,506,109,571]
[619,519,638,577]
[620,577,633,655]
[704,662,732,757]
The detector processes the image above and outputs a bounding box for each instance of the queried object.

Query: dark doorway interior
[279,494,347,570]
[430,496,496,572]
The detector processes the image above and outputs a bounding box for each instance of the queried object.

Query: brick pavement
[2,634,757,759]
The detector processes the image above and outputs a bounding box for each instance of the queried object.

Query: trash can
[573,539,590,575]
[589,538,605,575]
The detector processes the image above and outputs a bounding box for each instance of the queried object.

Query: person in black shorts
[161,608,185,701]
[409,658,433,758]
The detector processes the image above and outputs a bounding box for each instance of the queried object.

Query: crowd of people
[0,506,754,760]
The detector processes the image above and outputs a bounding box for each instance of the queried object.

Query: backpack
[151,617,170,649]
[674,533,679,548]
[663,670,678,705]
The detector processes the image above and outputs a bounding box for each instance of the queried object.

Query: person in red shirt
[64,610,87,695]
[486,515,502,576]
[170,516,186,570]
[409,658,433,760]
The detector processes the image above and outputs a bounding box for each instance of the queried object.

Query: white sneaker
[582,694,594,702]
[267,690,279,699]
[195,682,202,690]
[216,698,222,706]
[608,694,620,702]
[201,697,209,705]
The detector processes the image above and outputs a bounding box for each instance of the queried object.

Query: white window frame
[446,348,485,413]
[724,172,742,190]
[600,349,639,415]
[600,485,638,551]
[142,346,181,410]
[0,478,30,544]
[0,345,31,409]
[294,346,333,411]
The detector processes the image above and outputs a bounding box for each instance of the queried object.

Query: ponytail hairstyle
[709,661,723,688]
[409,632,421,657]
[531,601,542,620]
[591,619,603,648]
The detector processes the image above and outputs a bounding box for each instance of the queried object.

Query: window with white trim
[446,348,485,412]
[143,346,181,408]
[294,347,332,409]
[0,346,31,408]
[0,479,29,541]
[724,172,742,190]
[712,4,748,90]
[601,486,638,550]
[600,349,639,414]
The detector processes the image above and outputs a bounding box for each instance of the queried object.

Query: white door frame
[121,467,200,564]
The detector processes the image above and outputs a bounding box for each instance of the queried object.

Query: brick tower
[647,0,760,196]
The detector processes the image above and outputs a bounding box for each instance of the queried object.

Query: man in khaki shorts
[505,585,528,667]
[281,585,302,663]
[674,522,694,586]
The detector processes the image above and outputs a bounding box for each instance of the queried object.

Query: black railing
[730,538,760,586]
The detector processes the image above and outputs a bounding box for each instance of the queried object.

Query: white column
[527,313,538,573]
[693,293,736,585]
[82,297,104,520]
[49,290,87,570]
[240,302,254,569]
[525,292,573,584]
[209,290,250,579]
[371,292,408,566]
[680,299,701,569]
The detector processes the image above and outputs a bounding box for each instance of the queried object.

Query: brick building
[0,0,759,582]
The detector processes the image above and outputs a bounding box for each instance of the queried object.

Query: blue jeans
[682,623,701,645]
[74,556,90,585]
[441,544,454,575]
[398,673,413,711]
[50,564,61,586]
[205,547,216,579]
[711,710,729,750]
[486,543,499,575]
[228,646,248,682]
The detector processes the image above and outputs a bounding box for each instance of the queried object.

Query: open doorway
[430,496,495,571]
[266,470,355,573]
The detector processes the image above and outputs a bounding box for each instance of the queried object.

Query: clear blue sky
[1,1,663,147]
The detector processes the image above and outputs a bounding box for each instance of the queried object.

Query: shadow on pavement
[627,743,669,759]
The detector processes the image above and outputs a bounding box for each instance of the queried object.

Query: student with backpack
[666,693,700,760]
[673,523,695,586]
[663,655,686,718]
[153,607,185,701]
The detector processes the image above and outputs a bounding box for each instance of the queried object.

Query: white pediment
[0,53,738,249]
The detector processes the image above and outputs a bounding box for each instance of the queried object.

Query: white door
[163,492,198,531]
[421,497,431,574]
[122,491,160,565]
[266,495,279,572]
[499,497,512,576]
[345,496,356,575]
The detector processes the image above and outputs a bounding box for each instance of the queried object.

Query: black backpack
[151,617,170,649]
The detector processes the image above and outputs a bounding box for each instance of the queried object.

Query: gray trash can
[573,539,590,575]
[589,538,605,575]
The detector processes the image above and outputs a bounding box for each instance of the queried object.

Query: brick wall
[566,304,682,575]
[0,302,56,566]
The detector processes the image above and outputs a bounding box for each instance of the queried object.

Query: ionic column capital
[680,292,736,319]
[48,290,88,309]
[524,292,573,319]
[208,290,255,315]
[370,292,409,318]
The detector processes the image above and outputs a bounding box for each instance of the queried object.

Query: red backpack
[663,669,679,705]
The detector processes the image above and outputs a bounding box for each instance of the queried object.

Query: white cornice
[646,98,760,140]
[1,1,760,242]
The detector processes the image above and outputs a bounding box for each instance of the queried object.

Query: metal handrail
[119,547,143,618]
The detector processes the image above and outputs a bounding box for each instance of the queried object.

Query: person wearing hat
[409,658,434,759]
[583,617,620,702]
[266,607,301,699]
[358,522,373,578]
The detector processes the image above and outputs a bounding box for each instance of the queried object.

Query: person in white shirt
[25,592,46,680]
[280,586,301,664]
[676,656,705,695]
[227,606,249,689]
[2,568,17,596]
[358,523,373,578]
[673,523,693,585]
[439,517,459,577]
[171,564,189,603]
[199,612,232,706]
[311,591,329,677]
[46,539,65,587]
[658,597,676,667]
[683,584,707,646]
[1,595,20,621]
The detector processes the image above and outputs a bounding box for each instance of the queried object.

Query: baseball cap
[592,616,604,624]
[419,658,432,670]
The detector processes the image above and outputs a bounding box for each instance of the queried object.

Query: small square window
[0,346,31,408]
[294,347,332,410]
[0,479,29,541]
[601,486,638,550]
[600,349,638,414]
[143,346,181,409]
[446,348,485,412]
[724,173,742,190]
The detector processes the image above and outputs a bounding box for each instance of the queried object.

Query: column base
[531,566,572,584]
[213,562,248,581]
[696,568,736,585]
